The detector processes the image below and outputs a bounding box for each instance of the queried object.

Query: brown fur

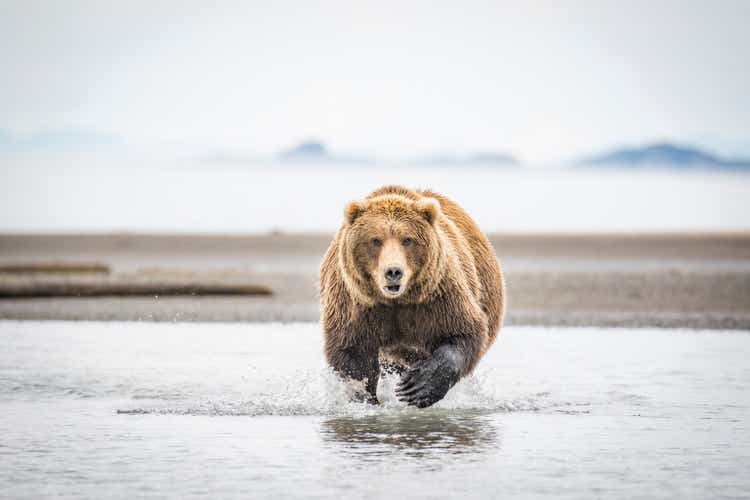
[320,185,505,400]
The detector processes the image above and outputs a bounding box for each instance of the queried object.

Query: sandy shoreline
[1,232,749,329]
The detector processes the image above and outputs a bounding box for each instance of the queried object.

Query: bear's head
[338,193,446,305]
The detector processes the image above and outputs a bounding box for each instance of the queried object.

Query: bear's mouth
[384,284,402,294]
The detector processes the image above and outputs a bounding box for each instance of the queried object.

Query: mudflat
[0,232,748,329]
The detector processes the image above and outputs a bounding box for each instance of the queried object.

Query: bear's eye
[371,238,383,248]
[402,238,414,247]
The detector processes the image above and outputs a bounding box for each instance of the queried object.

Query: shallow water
[2,155,749,232]
[1,321,749,499]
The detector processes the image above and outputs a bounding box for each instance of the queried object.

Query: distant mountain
[277,140,374,164]
[279,141,328,161]
[411,152,519,167]
[578,142,750,170]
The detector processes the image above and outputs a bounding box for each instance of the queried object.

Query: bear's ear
[344,199,367,225]
[414,197,441,225]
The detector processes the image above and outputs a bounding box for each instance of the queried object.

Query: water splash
[116,367,555,417]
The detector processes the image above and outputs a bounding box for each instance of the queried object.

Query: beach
[1,232,748,329]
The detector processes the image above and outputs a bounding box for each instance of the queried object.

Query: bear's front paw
[395,349,460,408]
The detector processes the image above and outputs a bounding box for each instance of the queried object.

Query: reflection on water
[321,411,499,464]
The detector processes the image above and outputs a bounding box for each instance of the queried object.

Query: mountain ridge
[578,142,750,169]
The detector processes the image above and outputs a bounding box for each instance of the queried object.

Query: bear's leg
[328,345,380,404]
[379,347,422,376]
[395,336,483,408]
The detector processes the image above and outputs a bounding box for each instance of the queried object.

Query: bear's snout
[384,266,403,283]
[375,238,411,298]
[383,266,404,295]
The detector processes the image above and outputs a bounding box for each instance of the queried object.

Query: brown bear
[320,185,505,408]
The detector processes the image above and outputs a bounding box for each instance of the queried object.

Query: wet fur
[320,185,505,406]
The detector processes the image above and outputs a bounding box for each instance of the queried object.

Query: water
[1,321,749,499]
[2,153,749,232]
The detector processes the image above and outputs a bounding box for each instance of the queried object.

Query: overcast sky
[1,0,748,162]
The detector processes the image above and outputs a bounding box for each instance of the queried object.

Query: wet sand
[0,233,749,329]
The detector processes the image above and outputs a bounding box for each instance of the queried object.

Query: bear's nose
[384,266,403,282]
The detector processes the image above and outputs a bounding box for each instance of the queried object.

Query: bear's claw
[395,349,460,408]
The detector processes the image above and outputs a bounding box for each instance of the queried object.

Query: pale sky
[1,0,749,163]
